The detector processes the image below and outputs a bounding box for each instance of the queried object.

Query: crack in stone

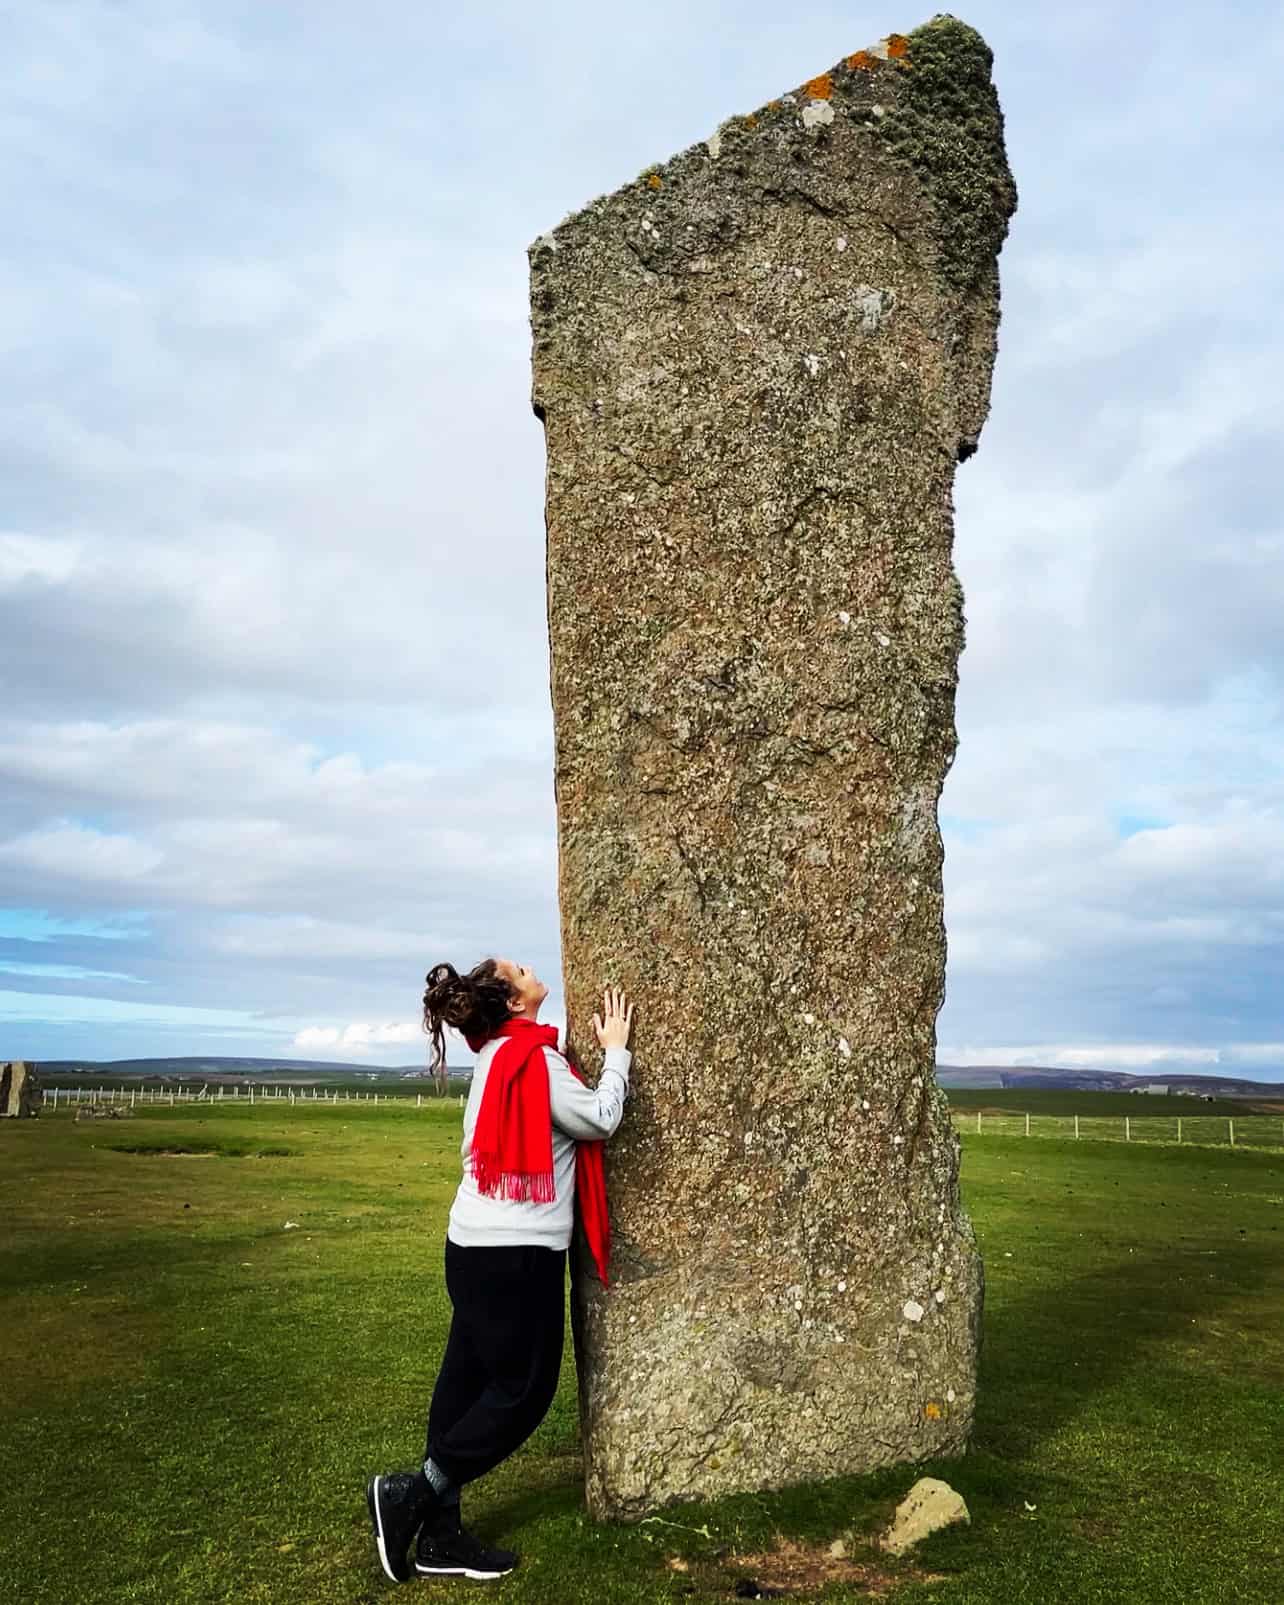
[671,831,709,914]
[609,442,676,489]
[775,484,836,538]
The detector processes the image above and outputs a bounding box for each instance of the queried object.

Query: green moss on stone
[876,14,1017,291]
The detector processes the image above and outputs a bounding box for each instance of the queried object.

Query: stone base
[574,1125,982,1518]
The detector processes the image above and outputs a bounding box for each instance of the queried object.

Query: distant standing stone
[532,16,1016,1518]
[1,1061,43,1119]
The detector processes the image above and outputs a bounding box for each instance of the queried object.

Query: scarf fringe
[472,1157,558,1206]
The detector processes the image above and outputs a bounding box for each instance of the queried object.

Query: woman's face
[496,958,548,1016]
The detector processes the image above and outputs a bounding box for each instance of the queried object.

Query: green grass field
[943,1088,1268,1118]
[3,1100,1282,1604]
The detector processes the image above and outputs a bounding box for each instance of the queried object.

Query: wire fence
[957,1109,1284,1151]
[36,1086,1284,1152]
[41,1084,460,1110]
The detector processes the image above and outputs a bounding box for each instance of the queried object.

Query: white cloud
[1,0,1281,1073]
[0,822,163,883]
[211,916,448,963]
[941,1043,1224,1070]
[0,531,82,586]
[293,1020,424,1058]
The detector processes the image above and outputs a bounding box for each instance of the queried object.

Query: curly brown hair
[422,958,516,1088]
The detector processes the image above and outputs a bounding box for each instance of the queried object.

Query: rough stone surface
[1,1061,42,1118]
[531,15,1015,1519]
[878,1476,971,1554]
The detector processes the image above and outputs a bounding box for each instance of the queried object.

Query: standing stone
[1,1062,43,1118]
[532,16,1015,1518]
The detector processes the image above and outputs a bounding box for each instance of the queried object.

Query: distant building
[1141,1084,1170,1095]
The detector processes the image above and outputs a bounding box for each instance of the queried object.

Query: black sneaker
[414,1514,518,1582]
[366,1471,432,1583]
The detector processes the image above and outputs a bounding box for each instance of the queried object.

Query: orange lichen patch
[924,1400,943,1420]
[646,173,663,189]
[744,113,758,127]
[804,72,834,100]
[886,33,910,58]
[847,50,878,71]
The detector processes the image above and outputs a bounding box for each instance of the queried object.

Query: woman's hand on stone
[593,985,635,1051]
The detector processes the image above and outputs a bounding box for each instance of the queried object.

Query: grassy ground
[2,1104,1282,1604]
[945,1088,1284,1154]
[944,1088,1273,1118]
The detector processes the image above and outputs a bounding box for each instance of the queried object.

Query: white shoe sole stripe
[370,1476,399,1583]
[414,1563,512,1580]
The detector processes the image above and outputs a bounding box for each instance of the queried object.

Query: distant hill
[32,1055,469,1080]
[936,1064,1282,1097]
[26,1054,1281,1096]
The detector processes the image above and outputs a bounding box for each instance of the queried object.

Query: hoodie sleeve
[544,1045,630,1140]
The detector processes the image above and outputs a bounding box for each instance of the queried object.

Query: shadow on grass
[972,1236,1280,1464]
[471,1234,1282,1557]
[474,1472,585,1539]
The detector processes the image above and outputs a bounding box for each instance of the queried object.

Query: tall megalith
[531,16,1016,1519]
[1,1062,42,1118]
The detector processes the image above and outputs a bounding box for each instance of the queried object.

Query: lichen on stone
[530,10,1014,1521]
[873,14,1018,291]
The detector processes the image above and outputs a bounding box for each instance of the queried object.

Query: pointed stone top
[531,15,1015,292]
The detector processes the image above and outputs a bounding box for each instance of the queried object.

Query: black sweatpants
[423,1237,567,1488]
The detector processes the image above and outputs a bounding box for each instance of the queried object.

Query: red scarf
[465,1017,612,1285]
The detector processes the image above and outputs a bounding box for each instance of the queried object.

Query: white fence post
[1177,1117,1182,1144]
[1125,1116,1130,1143]
[1074,1114,1080,1140]
[1024,1112,1030,1137]
[1229,1119,1235,1147]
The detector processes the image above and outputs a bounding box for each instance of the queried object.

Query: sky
[2,1,1282,1078]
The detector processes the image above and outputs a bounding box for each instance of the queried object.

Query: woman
[367,956,634,1583]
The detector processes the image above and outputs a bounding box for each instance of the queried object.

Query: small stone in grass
[878,1476,970,1555]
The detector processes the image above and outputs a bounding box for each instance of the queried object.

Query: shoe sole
[414,1563,515,1580]
[367,1475,409,1584]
